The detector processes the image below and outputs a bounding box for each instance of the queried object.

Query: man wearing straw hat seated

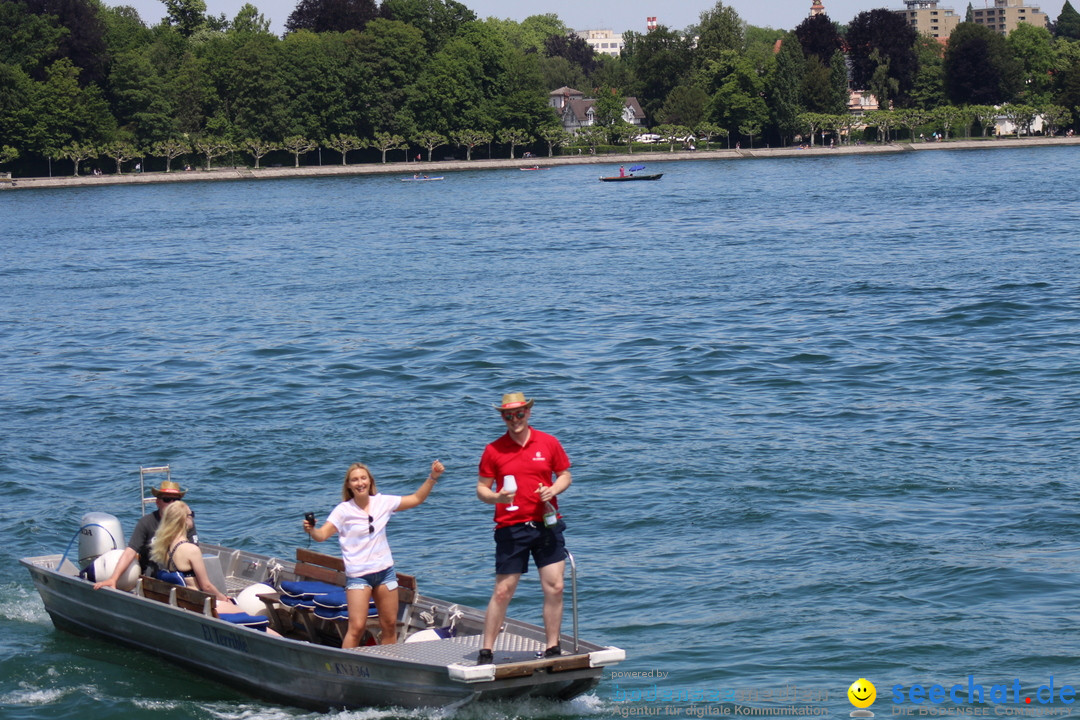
[93,480,199,591]
[476,392,572,664]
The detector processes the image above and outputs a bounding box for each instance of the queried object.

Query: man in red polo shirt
[476,392,572,664]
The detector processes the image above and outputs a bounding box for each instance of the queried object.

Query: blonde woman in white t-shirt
[304,459,444,648]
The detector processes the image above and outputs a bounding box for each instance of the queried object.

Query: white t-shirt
[327,494,402,577]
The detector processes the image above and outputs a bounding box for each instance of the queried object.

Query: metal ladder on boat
[139,465,171,515]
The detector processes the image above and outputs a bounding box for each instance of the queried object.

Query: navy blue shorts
[494,519,567,575]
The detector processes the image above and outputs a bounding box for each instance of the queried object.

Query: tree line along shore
[5,136,1079,191]
[3,0,1080,180]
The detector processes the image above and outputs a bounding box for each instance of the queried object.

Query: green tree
[1007,23,1055,105]
[944,22,1021,105]
[538,124,569,157]
[1040,104,1072,135]
[0,1,66,76]
[352,19,428,137]
[622,26,693,122]
[326,134,361,164]
[658,85,709,126]
[0,145,19,168]
[708,54,769,141]
[242,138,277,168]
[896,107,930,141]
[738,120,762,148]
[796,112,829,146]
[194,135,232,169]
[60,140,96,175]
[794,13,843,63]
[1001,103,1038,135]
[380,0,476,52]
[497,127,530,158]
[102,139,137,173]
[653,123,691,151]
[152,138,189,172]
[933,105,968,139]
[864,109,899,142]
[231,4,272,35]
[846,9,919,104]
[575,125,607,153]
[281,135,315,166]
[451,129,490,160]
[164,0,208,37]
[410,35,488,136]
[801,55,837,113]
[868,49,900,110]
[911,34,947,110]
[610,122,640,151]
[23,0,108,85]
[968,104,999,136]
[286,0,377,33]
[1056,0,1080,40]
[370,131,405,163]
[414,130,445,161]
[769,34,805,146]
[591,86,628,132]
[108,49,176,145]
[692,1,746,67]
[694,121,727,149]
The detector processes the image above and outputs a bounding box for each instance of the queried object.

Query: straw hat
[151,480,187,498]
[493,392,534,411]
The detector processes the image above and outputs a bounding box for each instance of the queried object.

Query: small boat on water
[599,164,662,182]
[21,471,625,711]
[599,173,663,182]
[402,176,444,182]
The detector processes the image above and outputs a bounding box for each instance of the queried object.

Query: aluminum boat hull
[21,548,623,711]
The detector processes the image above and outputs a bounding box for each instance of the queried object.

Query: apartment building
[897,0,961,39]
[970,0,1048,34]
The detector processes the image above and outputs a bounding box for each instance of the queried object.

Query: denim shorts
[494,519,567,575]
[346,566,398,591]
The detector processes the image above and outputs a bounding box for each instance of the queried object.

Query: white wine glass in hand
[503,475,518,511]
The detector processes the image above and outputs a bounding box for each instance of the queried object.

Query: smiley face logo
[848,678,877,709]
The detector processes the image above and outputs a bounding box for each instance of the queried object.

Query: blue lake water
[2,148,1079,720]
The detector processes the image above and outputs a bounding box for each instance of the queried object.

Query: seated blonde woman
[150,501,239,611]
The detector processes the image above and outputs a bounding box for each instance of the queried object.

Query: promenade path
[3,136,1079,191]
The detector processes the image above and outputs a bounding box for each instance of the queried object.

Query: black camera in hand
[304,512,316,525]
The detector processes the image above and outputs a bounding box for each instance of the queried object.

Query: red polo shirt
[479,428,571,528]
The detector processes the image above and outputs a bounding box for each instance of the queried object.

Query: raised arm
[398,460,444,511]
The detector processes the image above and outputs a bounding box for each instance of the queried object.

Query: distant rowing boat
[599,173,663,182]
[402,176,444,182]
[520,167,547,171]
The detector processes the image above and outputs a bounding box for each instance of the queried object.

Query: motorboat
[599,164,662,182]
[20,469,625,711]
[599,173,663,182]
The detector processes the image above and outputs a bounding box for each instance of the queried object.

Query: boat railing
[138,465,170,515]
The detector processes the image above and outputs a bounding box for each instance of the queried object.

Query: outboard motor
[78,512,125,567]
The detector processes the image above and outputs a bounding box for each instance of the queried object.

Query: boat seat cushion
[279,580,340,599]
[278,594,316,609]
[309,590,377,619]
[312,590,347,610]
[219,612,271,631]
[155,569,187,586]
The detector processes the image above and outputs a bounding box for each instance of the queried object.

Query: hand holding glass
[503,474,518,511]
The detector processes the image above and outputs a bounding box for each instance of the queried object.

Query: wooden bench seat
[266,549,417,644]
[137,575,217,617]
